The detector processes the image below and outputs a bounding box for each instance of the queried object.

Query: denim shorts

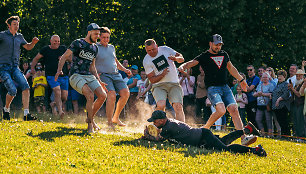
[207,85,236,108]
[100,73,127,92]
[47,76,69,90]
[0,64,29,96]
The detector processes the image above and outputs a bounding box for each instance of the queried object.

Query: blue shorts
[68,89,81,101]
[0,64,29,96]
[100,73,128,92]
[47,76,69,90]
[207,85,237,108]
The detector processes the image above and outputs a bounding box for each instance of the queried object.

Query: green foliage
[0,114,305,173]
[0,0,305,72]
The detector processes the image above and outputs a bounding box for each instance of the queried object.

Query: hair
[277,70,287,79]
[239,72,246,79]
[267,67,276,78]
[258,66,267,70]
[144,39,156,46]
[261,72,271,79]
[5,16,20,25]
[51,35,60,40]
[247,65,254,69]
[100,27,111,34]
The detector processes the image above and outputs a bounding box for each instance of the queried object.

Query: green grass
[0,113,305,173]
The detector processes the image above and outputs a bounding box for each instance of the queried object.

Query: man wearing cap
[126,64,141,117]
[143,39,186,122]
[55,23,107,133]
[31,35,68,119]
[142,110,267,157]
[289,69,305,137]
[0,16,39,121]
[95,27,132,127]
[178,34,257,145]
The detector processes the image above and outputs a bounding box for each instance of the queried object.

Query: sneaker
[245,122,261,136]
[253,144,267,157]
[24,113,37,121]
[2,109,10,120]
[242,135,257,146]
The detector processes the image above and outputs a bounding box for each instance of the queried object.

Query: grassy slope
[0,117,305,174]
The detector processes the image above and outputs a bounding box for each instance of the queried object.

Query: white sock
[24,109,29,116]
[4,107,10,113]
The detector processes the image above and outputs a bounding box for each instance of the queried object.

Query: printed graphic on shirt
[152,55,169,72]
[210,56,224,69]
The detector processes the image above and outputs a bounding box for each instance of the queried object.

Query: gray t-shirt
[0,30,27,66]
[160,119,202,146]
[95,44,118,74]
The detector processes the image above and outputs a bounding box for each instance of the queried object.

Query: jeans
[0,64,29,96]
[207,85,236,108]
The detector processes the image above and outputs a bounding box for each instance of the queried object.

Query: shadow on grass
[27,126,88,142]
[113,139,213,157]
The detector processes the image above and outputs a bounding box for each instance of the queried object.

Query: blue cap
[212,34,224,45]
[87,23,102,32]
[131,65,138,70]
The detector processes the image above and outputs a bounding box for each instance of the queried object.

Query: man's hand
[141,126,162,141]
[54,71,63,81]
[32,37,39,44]
[31,68,36,75]
[240,80,248,92]
[98,80,108,93]
[168,55,177,62]
[125,69,132,77]
[288,83,294,90]
[178,65,185,73]
[161,67,169,76]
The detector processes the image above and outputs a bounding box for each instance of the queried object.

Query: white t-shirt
[143,46,179,84]
[137,79,147,97]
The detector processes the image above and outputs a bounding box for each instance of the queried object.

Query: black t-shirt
[68,39,98,75]
[194,50,230,88]
[39,45,68,76]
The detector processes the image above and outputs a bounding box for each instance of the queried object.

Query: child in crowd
[32,67,47,113]
[235,85,248,126]
[136,70,147,100]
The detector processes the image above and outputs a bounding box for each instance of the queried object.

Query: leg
[22,88,30,110]
[112,88,130,126]
[61,89,68,113]
[172,103,185,122]
[203,103,226,129]
[92,86,107,129]
[53,86,64,116]
[105,90,116,126]
[72,100,79,114]
[265,110,273,136]
[82,84,95,133]
[219,130,244,145]
[255,109,265,133]
[5,94,14,109]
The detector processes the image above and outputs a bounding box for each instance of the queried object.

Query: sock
[24,109,29,116]
[4,107,10,113]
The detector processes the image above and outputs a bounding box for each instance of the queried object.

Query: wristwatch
[239,78,245,83]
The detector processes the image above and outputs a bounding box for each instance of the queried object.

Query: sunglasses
[267,70,272,72]
[247,69,253,71]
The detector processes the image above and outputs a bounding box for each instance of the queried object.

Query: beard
[296,79,304,86]
[89,35,97,43]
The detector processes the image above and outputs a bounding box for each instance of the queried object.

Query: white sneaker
[241,136,257,146]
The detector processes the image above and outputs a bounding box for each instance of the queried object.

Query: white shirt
[143,46,179,84]
[287,75,296,87]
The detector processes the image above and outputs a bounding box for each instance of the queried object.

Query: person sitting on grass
[142,110,267,157]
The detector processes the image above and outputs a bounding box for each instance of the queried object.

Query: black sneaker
[245,122,261,136]
[24,113,37,121]
[253,144,267,157]
[2,109,10,120]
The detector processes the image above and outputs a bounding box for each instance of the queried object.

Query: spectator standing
[55,23,107,133]
[136,70,147,101]
[119,59,129,79]
[266,67,278,86]
[271,70,291,136]
[126,65,141,117]
[235,85,248,126]
[289,69,305,137]
[143,39,186,122]
[287,64,298,86]
[195,66,211,123]
[0,16,39,121]
[299,78,306,138]
[257,66,266,78]
[245,65,260,127]
[32,66,47,113]
[95,27,131,127]
[231,78,238,96]
[179,68,195,118]
[253,72,275,136]
[31,35,68,119]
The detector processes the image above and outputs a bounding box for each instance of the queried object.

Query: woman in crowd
[271,70,291,136]
[253,72,275,136]
[179,68,195,118]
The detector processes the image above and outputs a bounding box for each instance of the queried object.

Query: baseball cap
[147,110,167,122]
[212,34,224,45]
[131,65,138,70]
[87,23,102,32]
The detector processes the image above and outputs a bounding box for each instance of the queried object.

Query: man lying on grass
[142,110,267,157]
